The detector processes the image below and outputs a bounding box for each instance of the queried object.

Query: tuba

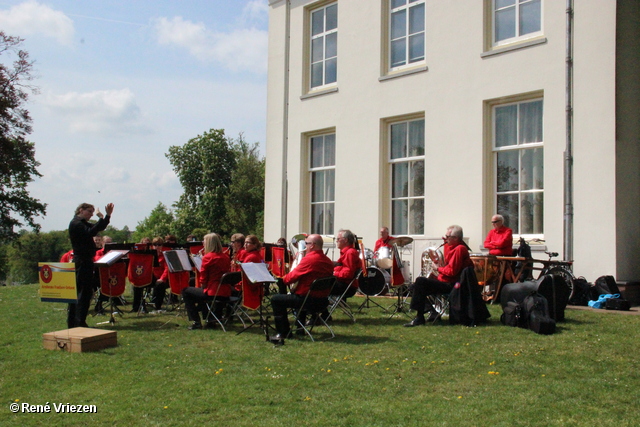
[421,246,444,279]
[288,234,308,273]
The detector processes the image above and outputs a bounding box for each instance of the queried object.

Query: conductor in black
[67,202,114,328]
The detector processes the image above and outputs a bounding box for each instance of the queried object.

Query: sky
[0,0,269,233]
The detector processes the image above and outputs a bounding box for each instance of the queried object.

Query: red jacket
[240,249,263,263]
[484,226,513,256]
[284,250,334,298]
[333,246,360,288]
[374,236,394,252]
[154,252,168,282]
[199,252,232,297]
[437,242,473,283]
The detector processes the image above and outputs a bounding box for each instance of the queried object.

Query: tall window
[310,134,335,235]
[389,0,425,69]
[493,0,542,45]
[390,119,424,235]
[493,99,543,235]
[310,3,337,89]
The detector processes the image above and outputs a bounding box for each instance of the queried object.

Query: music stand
[385,244,412,322]
[236,263,277,340]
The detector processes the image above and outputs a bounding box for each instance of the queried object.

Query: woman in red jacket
[181,233,231,330]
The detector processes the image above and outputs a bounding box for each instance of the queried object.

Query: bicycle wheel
[547,266,575,293]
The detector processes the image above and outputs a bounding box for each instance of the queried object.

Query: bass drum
[359,267,390,296]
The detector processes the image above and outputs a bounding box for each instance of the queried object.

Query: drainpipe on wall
[564,0,574,261]
[280,0,291,240]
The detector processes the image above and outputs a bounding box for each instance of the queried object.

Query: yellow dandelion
[412,361,417,364]
[164,406,168,409]
[386,368,390,370]
[304,396,312,401]
[489,361,496,366]
[334,358,338,362]
[458,396,463,399]
[168,344,172,347]
[327,369,331,373]
[14,399,19,403]
[542,374,546,377]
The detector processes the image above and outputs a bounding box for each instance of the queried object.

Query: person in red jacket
[373,226,394,252]
[405,225,474,327]
[182,233,231,330]
[269,234,334,344]
[331,229,360,297]
[229,233,246,272]
[484,214,514,256]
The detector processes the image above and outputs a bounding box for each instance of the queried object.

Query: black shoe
[188,322,202,330]
[269,334,286,345]
[203,321,217,329]
[404,317,426,327]
[427,312,439,322]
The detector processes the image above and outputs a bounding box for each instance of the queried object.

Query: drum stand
[356,293,388,313]
[385,284,412,322]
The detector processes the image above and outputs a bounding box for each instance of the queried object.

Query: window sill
[481,37,547,58]
[379,65,428,82]
[301,86,338,100]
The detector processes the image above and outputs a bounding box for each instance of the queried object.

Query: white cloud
[42,88,148,135]
[241,0,269,27]
[153,16,268,73]
[0,1,74,45]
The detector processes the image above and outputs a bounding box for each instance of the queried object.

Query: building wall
[266,0,630,282]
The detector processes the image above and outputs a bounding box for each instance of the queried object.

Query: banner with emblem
[127,252,154,287]
[39,263,77,303]
[98,262,127,297]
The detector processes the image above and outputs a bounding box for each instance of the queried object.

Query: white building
[264,0,639,283]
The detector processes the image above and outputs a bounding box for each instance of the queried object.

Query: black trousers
[270,293,328,336]
[181,287,229,323]
[409,276,454,314]
[67,259,96,328]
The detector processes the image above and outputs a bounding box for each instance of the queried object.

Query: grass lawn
[1,283,639,426]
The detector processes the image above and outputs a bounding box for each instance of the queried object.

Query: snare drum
[359,267,390,296]
[374,246,393,269]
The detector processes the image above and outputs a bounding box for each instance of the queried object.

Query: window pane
[520,148,543,191]
[325,169,335,201]
[324,134,335,166]
[496,0,515,8]
[312,171,324,202]
[408,119,424,157]
[390,122,407,159]
[311,62,323,88]
[392,200,408,235]
[497,194,519,234]
[311,37,324,63]
[519,100,543,144]
[391,10,406,40]
[411,160,424,197]
[408,3,425,34]
[325,32,337,58]
[390,39,406,67]
[495,105,517,147]
[311,204,324,234]
[326,4,338,31]
[520,0,541,35]
[410,198,425,234]
[311,136,323,167]
[311,9,324,36]
[391,0,406,8]
[392,163,409,198]
[408,33,424,63]
[495,8,515,42]
[324,202,334,235]
[497,151,519,192]
[521,192,543,234]
[325,58,337,85]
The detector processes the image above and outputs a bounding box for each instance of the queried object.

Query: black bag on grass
[500,301,525,327]
[522,292,556,335]
[593,275,620,298]
[568,277,592,306]
[605,297,630,311]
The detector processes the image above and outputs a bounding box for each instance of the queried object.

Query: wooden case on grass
[43,327,117,353]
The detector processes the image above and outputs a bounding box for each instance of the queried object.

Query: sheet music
[241,262,276,283]
[94,249,129,266]
[191,254,203,271]
[163,250,192,272]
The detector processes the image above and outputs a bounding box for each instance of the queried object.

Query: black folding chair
[292,276,336,341]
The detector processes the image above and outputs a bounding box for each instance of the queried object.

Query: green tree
[0,32,46,242]
[7,230,69,284]
[131,202,174,243]
[102,225,132,243]
[166,129,236,237]
[223,135,265,239]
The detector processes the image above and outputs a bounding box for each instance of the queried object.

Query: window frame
[491,0,543,48]
[308,132,336,236]
[387,0,426,73]
[308,1,338,92]
[387,117,425,236]
[491,97,544,238]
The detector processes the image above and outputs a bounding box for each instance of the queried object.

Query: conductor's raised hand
[105,203,115,216]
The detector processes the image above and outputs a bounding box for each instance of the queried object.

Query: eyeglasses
[244,242,254,245]
[491,220,501,224]
[304,241,314,245]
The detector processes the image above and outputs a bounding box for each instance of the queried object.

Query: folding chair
[203,272,240,332]
[426,293,450,323]
[292,276,336,341]
[327,269,359,323]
